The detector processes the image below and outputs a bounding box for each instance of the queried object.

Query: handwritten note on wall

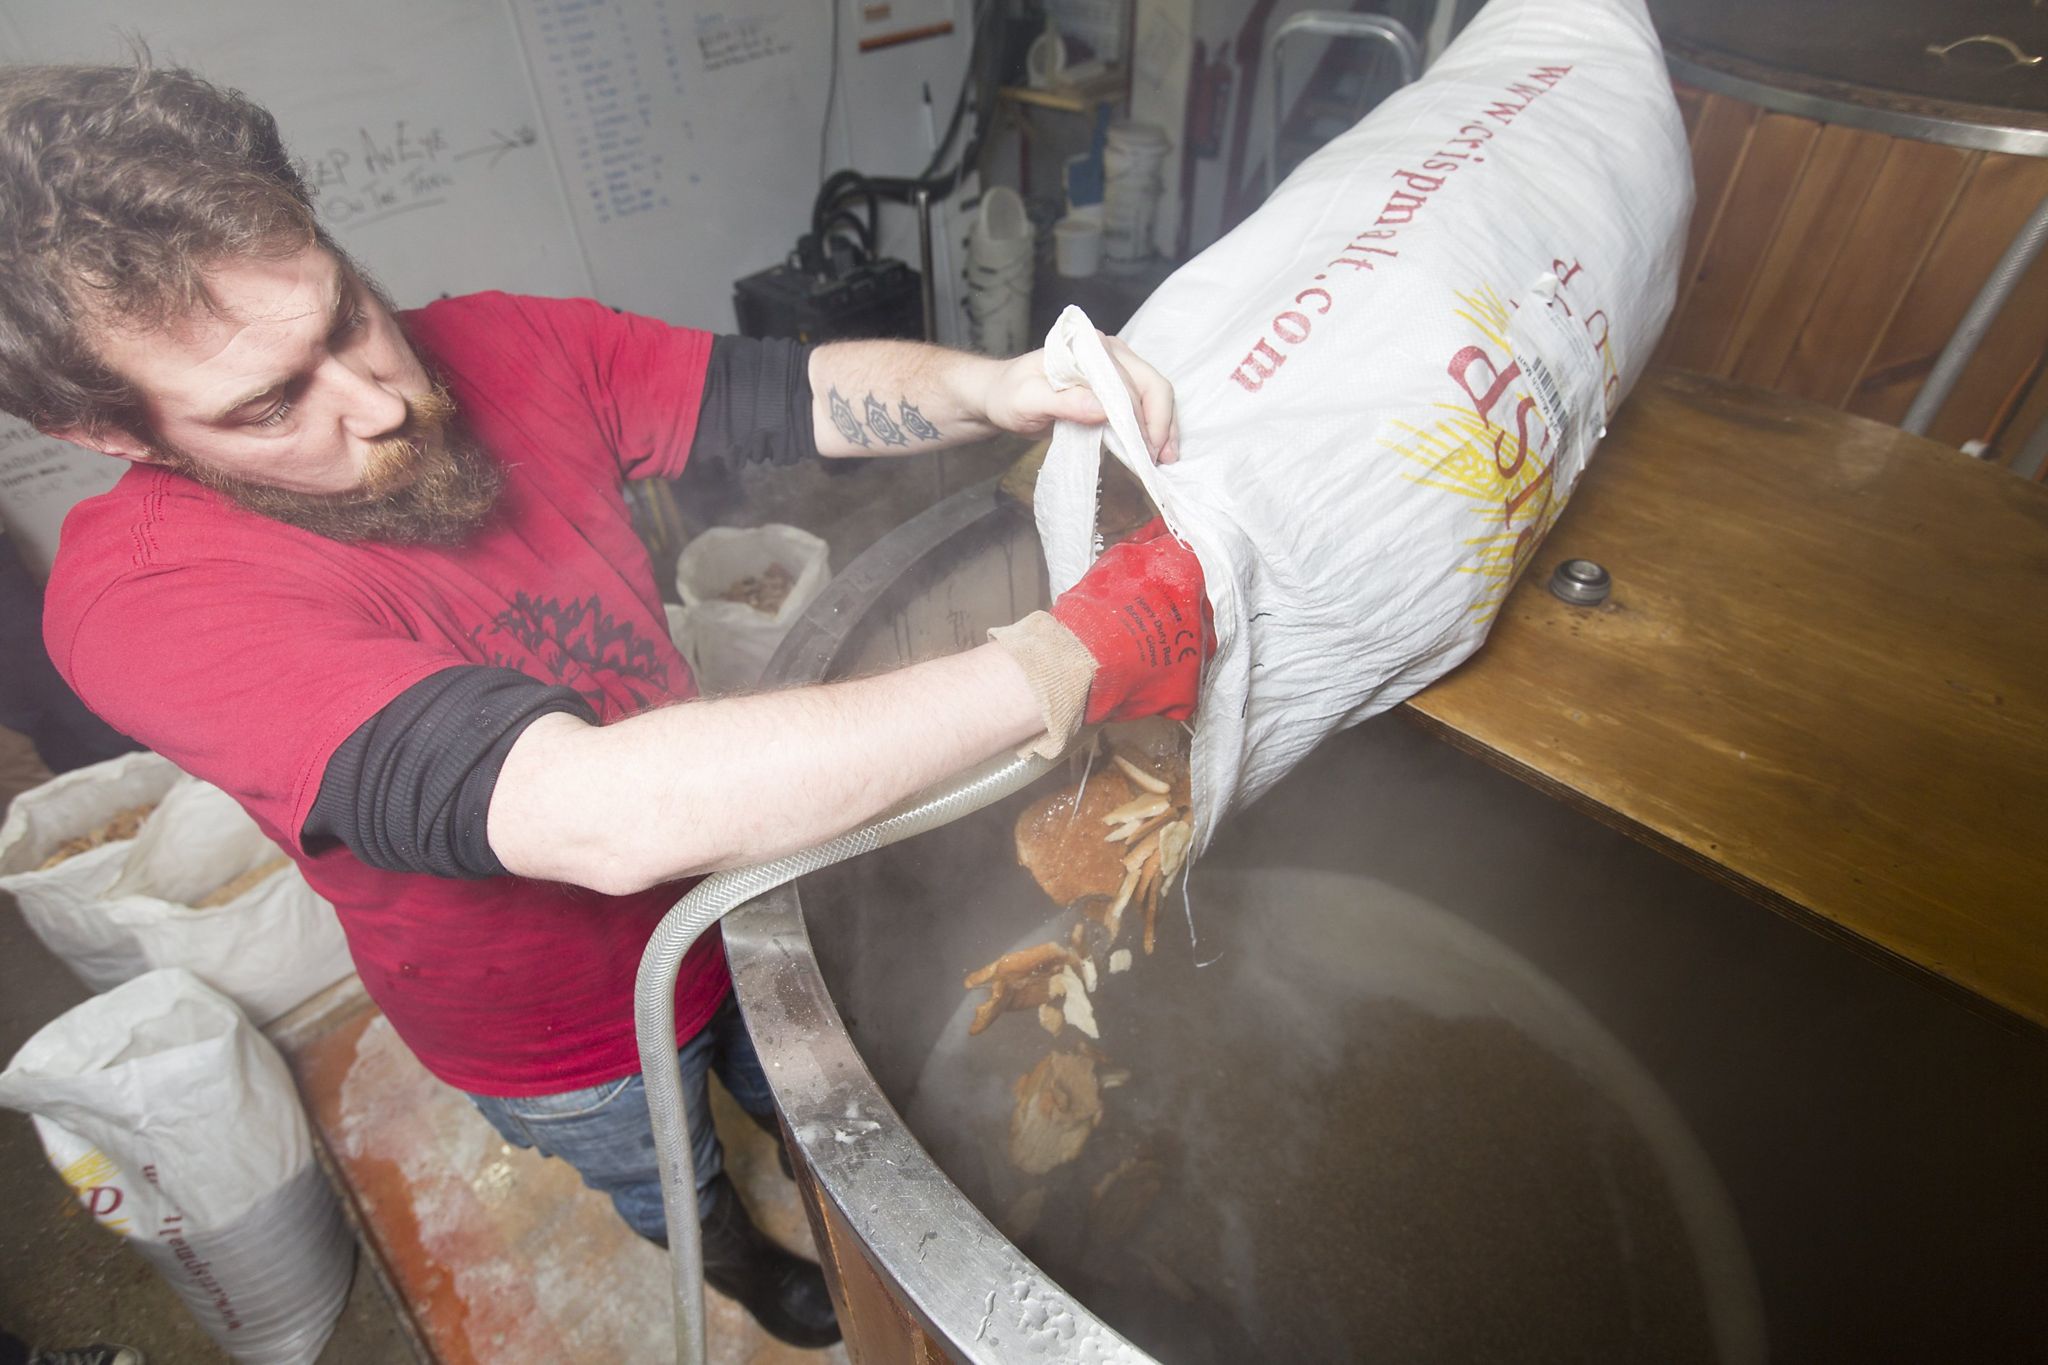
[524,0,696,225]
[507,0,841,326]
[695,11,793,72]
[296,120,542,234]
[0,0,593,308]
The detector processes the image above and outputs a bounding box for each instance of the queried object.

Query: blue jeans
[466,990,776,1238]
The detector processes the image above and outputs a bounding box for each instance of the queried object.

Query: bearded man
[0,60,1209,1349]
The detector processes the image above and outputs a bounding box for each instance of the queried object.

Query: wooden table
[1407,368,2048,1029]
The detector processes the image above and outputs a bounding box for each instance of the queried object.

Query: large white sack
[2,761,353,1022]
[1034,0,1690,853]
[0,750,185,986]
[0,969,353,1365]
[101,777,355,1023]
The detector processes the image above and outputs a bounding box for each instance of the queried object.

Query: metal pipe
[1422,0,1461,68]
[635,749,1055,1365]
[1265,13,1422,195]
[1902,190,2048,436]
[2011,402,2048,480]
[916,186,938,343]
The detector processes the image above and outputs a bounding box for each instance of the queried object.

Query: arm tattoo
[898,401,941,441]
[828,386,945,448]
[864,393,910,446]
[828,387,869,448]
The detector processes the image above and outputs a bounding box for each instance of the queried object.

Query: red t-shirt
[43,292,728,1097]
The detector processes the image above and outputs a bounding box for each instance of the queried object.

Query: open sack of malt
[1,756,353,1022]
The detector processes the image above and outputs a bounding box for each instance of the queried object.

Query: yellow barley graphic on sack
[1379,284,1576,622]
[57,1146,131,1233]
[1452,282,1516,352]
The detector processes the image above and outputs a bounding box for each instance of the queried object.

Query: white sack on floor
[101,777,355,1023]
[1,759,352,1022]
[0,750,185,987]
[671,523,830,694]
[1033,0,1690,858]
[0,969,353,1365]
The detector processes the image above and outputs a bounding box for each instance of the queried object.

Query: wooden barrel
[1649,0,2048,476]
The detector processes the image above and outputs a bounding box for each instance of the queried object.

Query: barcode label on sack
[1523,349,1574,456]
[1508,272,1606,487]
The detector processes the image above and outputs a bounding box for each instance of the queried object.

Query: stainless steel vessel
[725,482,2048,1363]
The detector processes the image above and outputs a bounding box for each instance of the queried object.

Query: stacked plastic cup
[966,186,1035,356]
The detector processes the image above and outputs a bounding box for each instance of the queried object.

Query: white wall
[822,10,980,346]
[0,0,979,573]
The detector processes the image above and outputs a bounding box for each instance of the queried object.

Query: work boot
[698,1172,840,1348]
[27,1347,146,1365]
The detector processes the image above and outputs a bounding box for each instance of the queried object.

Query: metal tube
[1902,190,2048,436]
[1423,0,1461,68]
[1266,13,1422,195]
[916,187,938,343]
[2011,402,2048,480]
[636,750,1055,1365]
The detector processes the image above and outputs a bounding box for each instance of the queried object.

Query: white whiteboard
[0,0,594,306]
[0,0,973,573]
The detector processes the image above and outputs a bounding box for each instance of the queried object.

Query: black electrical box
[732,258,923,344]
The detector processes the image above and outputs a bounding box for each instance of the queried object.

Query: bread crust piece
[964,940,1077,1035]
[1008,1049,1103,1175]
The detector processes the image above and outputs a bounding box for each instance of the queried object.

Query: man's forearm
[808,340,1005,457]
[486,642,1042,893]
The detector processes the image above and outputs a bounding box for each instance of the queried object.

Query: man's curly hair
[0,55,328,437]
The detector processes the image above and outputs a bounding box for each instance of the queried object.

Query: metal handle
[1926,34,2044,69]
[1264,12,1422,195]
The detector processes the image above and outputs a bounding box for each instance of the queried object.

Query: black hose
[810,169,871,242]
[808,0,1000,229]
[821,209,873,256]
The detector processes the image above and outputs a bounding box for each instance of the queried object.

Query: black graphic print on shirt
[478,591,671,711]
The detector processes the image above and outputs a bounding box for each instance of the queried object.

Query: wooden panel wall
[1656,82,2048,479]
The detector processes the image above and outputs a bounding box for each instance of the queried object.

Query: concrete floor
[0,441,1020,1362]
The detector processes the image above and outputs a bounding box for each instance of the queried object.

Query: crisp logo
[1384,259,1620,624]
[58,1146,129,1233]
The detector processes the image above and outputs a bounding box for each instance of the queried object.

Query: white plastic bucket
[1104,121,1171,181]
[1102,122,1171,261]
[1054,216,1104,278]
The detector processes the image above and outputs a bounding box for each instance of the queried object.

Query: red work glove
[1050,519,1212,724]
[990,518,1211,758]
